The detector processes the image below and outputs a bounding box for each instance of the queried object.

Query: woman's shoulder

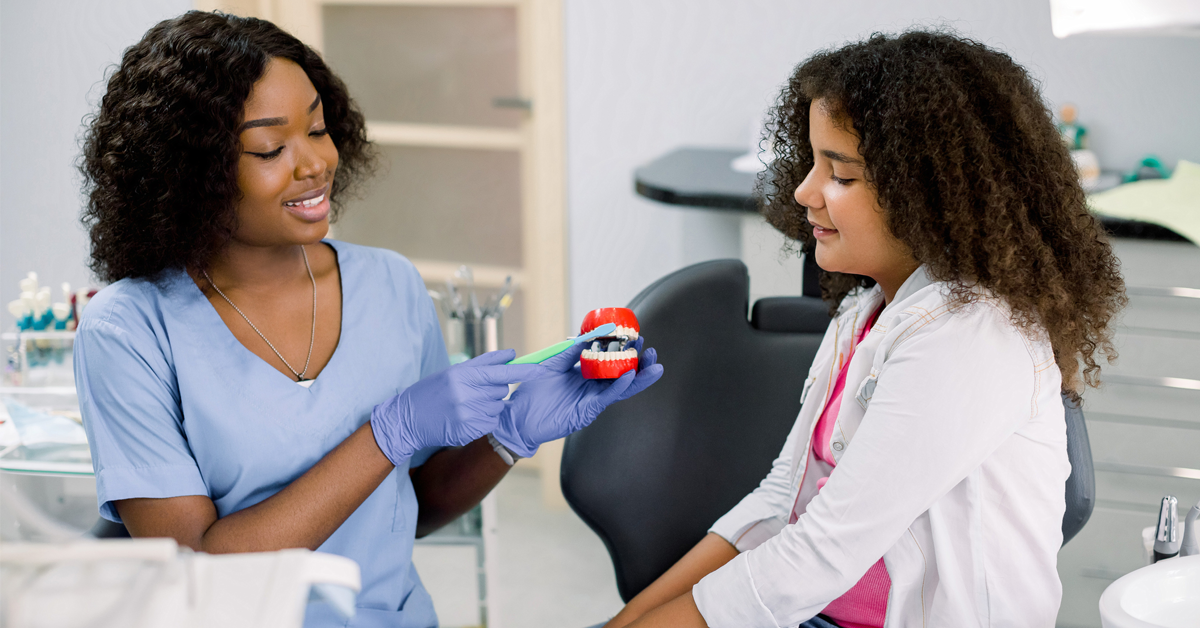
[79,273,183,333]
[326,240,429,307]
[326,240,418,279]
[74,273,186,375]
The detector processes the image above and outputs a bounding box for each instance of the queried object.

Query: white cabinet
[1057,238,1200,628]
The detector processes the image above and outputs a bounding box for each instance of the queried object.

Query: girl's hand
[492,337,663,458]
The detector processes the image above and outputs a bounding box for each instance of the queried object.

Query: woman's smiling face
[234,57,338,247]
[793,99,916,297]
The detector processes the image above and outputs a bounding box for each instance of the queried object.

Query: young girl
[607,31,1125,628]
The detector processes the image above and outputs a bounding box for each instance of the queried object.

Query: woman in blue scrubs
[74,12,662,627]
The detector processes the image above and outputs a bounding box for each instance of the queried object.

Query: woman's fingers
[539,342,585,373]
[619,362,664,402]
[590,369,637,411]
[639,347,658,370]
[479,398,507,419]
[462,349,517,367]
[470,363,550,386]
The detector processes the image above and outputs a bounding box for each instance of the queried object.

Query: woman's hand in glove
[492,337,663,458]
[371,350,549,465]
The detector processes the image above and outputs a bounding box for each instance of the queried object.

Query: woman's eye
[310,128,329,138]
[831,174,855,185]
[247,146,284,160]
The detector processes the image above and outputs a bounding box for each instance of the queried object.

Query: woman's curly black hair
[759,30,1126,397]
[80,10,374,282]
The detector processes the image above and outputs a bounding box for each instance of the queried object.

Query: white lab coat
[693,266,1071,628]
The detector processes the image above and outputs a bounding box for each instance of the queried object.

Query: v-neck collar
[177,240,348,392]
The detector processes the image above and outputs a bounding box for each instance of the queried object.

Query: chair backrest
[561,260,826,601]
[561,259,1095,602]
[1062,395,1095,545]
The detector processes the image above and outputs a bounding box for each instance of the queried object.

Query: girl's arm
[693,311,1043,627]
[607,373,813,627]
[606,533,737,628]
[624,592,707,628]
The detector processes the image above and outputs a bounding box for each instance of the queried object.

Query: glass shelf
[4,331,75,388]
[1,331,76,341]
[0,443,93,477]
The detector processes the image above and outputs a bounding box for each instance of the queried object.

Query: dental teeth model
[578,308,640,379]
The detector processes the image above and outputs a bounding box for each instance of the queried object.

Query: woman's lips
[283,186,330,223]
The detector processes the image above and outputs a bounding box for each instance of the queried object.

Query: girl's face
[233,57,338,247]
[794,99,916,297]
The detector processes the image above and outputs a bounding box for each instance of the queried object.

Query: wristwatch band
[487,434,522,466]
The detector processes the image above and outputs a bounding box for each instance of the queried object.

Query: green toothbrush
[508,323,618,365]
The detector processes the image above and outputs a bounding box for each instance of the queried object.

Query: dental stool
[561,258,1095,609]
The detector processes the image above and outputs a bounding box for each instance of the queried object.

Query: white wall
[1,0,190,327]
[3,1,1199,331]
[563,0,1200,324]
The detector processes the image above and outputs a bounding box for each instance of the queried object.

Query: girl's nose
[794,167,823,210]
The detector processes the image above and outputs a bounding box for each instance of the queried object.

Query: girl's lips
[813,225,839,239]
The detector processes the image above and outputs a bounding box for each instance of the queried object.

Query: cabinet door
[246,0,567,356]
[1055,239,1200,628]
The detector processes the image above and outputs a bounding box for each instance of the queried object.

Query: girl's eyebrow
[240,95,321,131]
[821,149,864,166]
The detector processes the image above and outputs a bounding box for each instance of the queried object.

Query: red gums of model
[579,308,640,380]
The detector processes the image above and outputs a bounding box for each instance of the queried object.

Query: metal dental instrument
[492,276,512,316]
[1182,499,1200,558]
[456,265,481,320]
[1153,495,1181,563]
[507,323,617,365]
[445,279,464,319]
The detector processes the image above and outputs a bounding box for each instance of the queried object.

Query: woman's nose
[794,167,822,210]
[294,143,328,181]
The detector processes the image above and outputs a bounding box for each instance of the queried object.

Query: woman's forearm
[606,533,738,628]
[118,421,394,553]
[410,436,511,537]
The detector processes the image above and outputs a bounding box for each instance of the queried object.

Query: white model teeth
[612,326,639,339]
[581,348,637,362]
[285,193,324,208]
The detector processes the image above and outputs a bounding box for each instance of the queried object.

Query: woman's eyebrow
[241,116,286,131]
[240,95,321,131]
[821,149,864,166]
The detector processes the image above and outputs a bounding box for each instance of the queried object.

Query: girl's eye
[311,128,329,138]
[247,146,284,160]
[831,174,855,185]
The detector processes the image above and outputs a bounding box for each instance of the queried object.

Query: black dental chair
[561,258,1095,606]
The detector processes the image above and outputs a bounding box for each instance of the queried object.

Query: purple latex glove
[371,349,549,465]
[493,336,663,458]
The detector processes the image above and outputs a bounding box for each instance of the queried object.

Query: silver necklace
[203,247,317,382]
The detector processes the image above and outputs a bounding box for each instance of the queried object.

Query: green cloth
[1088,160,1200,244]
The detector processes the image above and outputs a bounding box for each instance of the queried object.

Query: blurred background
[2,1,1198,627]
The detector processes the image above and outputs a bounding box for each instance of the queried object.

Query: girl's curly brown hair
[759,30,1126,398]
[80,11,374,283]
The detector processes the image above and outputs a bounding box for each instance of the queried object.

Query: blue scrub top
[74,240,449,628]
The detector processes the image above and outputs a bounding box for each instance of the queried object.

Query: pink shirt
[808,305,889,628]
